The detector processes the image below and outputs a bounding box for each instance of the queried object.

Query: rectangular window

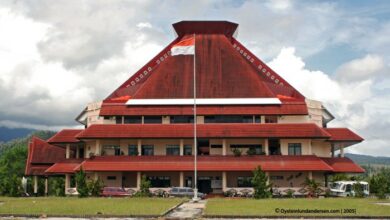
[128,145,138,156]
[184,145,192,155]
[103,145,121,156]
[107,176,117,180]
[170,115,194,123]
[288,143,302,155]
[115,116,122,124]
[270,176,284,180]
[254,115,261,123]
[124,116,142,124]
[142,145,154,156]
[166,145,180,155]
[204,115,255,123]
[144,116,162,124]
[210,144,222,148]
[237,177,253,187]
[147,176,171,187]
[265,115,278,123]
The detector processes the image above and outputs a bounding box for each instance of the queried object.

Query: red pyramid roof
[103,21,304,107]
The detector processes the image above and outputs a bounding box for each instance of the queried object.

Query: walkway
[165,199,207,219]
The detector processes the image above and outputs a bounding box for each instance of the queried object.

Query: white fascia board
[126,98,281,105]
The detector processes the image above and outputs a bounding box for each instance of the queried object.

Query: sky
[0,0,389,156]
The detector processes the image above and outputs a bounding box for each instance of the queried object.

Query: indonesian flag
[171,37,195,56]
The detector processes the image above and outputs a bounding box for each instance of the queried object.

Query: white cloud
[267,47,390,156]
[335,54,384,82]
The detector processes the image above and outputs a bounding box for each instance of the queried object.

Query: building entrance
[197,177,212,194]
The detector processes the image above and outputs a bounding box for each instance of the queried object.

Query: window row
[102,144,193,156]
[108,115,279,124]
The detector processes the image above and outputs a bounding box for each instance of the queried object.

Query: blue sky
[0,0,389,156]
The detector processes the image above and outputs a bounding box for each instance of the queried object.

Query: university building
[25,21,364,196]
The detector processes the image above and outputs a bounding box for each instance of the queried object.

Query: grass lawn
[205,198,390,217]
[0,197,185,217]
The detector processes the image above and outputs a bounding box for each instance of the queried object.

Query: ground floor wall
[65,170,326,195]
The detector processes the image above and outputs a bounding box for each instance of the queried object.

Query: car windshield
[187,189,194,193]
[179,189,186,193]
[331,182,343,190]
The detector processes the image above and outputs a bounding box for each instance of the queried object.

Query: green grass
[0,197,184,216]
[205,198,390,217]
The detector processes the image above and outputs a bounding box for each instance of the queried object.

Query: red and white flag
[170,37,195,56]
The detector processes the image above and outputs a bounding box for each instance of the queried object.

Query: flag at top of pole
[170,36,195,56]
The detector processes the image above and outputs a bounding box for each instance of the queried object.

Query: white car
[330,181,369,197]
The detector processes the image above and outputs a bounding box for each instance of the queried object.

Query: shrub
[87,178,104,197]
[251,166,271,199]
[134,175,151,197]
[285,189,294,198]
[75,168,88,197]
[302,178,320,198]
[246,148,256,156]
[232,148,242,157]
[353,182,365,198]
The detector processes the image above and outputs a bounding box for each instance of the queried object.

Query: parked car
[169,187,205,199]
[330,181,369,197]
[101,187,132,197]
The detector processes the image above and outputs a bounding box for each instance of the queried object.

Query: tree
[251,166,271,199]
[75,168,88,197]
[369,168,390,199]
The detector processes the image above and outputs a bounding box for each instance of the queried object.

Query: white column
[136,172,142,189]
[222,171,227,191]
[179,172,184,187]
[137,139,142,156]
[222,139,227,156]
[95,140,101,156]
[340,144,344,157]
[66,144,70,159]
[266,172,270,185]
[308,140,312,155]
[65,174,70,194]
[308,171,313,180]
[33,176,38,194]
[94,172,99,181]
[264,139,269,155]
[179,139,184,156]
[76,146,80,159]
[44,177,48,196]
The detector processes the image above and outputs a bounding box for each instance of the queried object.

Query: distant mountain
[0,130,56,155]
[346,153,390,166]
[0,126,36,143]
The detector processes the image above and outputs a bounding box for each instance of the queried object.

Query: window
[270,176,284,180]
[124,116,142,124]
[103,145,121,156]
[184,145,192,155]
[204,115,254,123]
[115,116,122,124]
[107,176,117,180]
[166,145,180,155]
[237,177,253,187]
[265,115,278,123]
[254,115,261,123]
[142,145,154,156]
[147,176,171,187]
[210,145,222,148]
[288,143,302,155]
[170,115,194,123]
[128,145,138,156]
[144,116,162,124]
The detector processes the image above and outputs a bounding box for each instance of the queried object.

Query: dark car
[169,187,205,199]
[101,187,132,197]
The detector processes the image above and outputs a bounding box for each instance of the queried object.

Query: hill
[0,130,56,155]
[0,126,36,143]
[346,153,390,166]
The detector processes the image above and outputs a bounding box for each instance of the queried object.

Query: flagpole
[193,33,199,201]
